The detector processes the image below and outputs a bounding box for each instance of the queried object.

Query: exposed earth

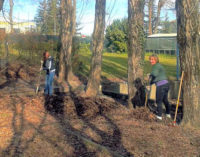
[0,61,200,157]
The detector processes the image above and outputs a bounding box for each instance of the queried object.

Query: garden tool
[36,60,43,94]
[172,71,184,126]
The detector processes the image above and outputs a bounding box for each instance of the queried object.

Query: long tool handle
[144,93,148,108]
[36,61,43,94]
[173,71,184,122]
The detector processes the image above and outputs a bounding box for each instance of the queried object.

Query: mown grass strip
[75,51,177,81]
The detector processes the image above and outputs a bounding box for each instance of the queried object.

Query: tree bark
[58,0,76,85]
[176,0,200,128]
[86,0,106,97]
[148,0,153,35]
[0,0,4,12]
[127,0,145,109]
[154,0,165,34]
[9,0,13,33]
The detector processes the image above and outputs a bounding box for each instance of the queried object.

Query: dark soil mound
[44,94,119,120]
[130,107,156,122]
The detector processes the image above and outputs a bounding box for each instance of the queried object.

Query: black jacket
[43,56,55,74]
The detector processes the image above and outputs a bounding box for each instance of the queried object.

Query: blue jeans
[44,71,55,96]
[156,83,171,117]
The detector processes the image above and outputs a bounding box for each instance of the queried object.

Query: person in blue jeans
[149,54,171,120]
[41,51,55,96]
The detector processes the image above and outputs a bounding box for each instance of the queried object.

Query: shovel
[36,60,43,94]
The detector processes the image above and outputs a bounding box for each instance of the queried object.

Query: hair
[149,54,159,63]
[43,50,49,60]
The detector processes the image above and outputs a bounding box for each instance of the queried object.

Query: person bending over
[149,54,171,120]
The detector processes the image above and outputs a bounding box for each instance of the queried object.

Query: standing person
[41,50,56,96]
[149,54,171,120]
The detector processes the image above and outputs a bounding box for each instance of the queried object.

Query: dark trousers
[156,83,170,117]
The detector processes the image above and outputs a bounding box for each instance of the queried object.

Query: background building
[0,21,36,33]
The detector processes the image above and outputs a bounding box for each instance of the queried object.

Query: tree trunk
[58,0,76,85]
[86,0,106,97]
[9,0,13,33]
[154,0,165,34]
[176,0,200,128]
[148,0,153,35]
[127,0,145,109]
[0,0,4,12]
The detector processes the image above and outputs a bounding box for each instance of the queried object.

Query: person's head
[43,50,50,60]
[149,54,159,65]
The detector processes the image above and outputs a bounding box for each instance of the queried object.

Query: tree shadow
[1,95,49,157]
[1,96,26,157]
[1,94,71,157]
[44,94,97,157]
[72,93,134,157]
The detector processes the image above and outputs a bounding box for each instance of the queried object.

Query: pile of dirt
[72,96,119,119]
[1,63,38,82]
[44,94,77,118]
[43,94,120,120]
[130,107,156,122]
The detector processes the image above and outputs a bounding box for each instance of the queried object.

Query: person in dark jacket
[149,54,171,120]
[41,50,55,96]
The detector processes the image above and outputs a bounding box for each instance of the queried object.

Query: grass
[74,51,177,81]
[3,48,177,81]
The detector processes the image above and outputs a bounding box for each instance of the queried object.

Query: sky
[77,0,176,35]
[0,0,176,35]
[0,0,40,22]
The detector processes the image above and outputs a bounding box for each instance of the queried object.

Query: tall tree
[127,0,145,109]
[0,0,4,12]
[176,0,200,127]
[148,0,154,35]
[47,0,59,35]
[86,0,106,97]
[9,0,13,33]
[58,0,76,85]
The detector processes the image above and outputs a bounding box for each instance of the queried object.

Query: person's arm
[150,64,160,84]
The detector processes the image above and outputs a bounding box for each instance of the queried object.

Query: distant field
[73,51,177,81]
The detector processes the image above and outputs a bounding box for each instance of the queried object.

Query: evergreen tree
[35,0,48,34]
[47,0,60,35]
[35,0,60,35]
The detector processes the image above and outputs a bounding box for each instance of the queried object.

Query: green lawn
[73,51,177,81]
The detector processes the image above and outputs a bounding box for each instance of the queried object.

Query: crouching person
[41,50,56,96]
